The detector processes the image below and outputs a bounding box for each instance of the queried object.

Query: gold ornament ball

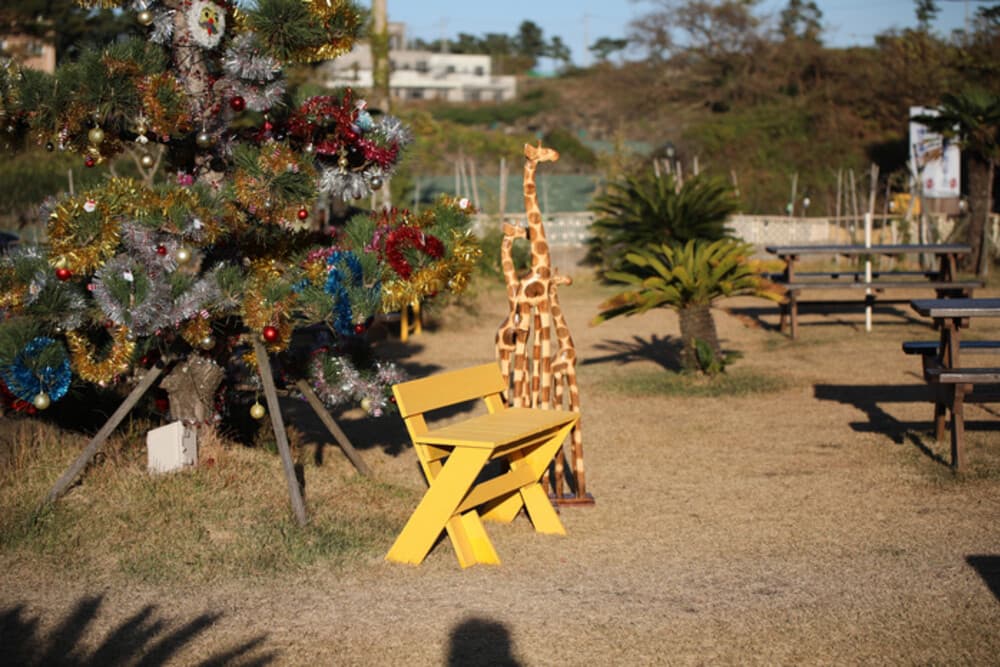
[137,9,154,26]
[250,402,266,420]
[33,392,51,410]
[140,153,154,168]
[175,246,192,265]
[195,131,213,148]
[199,335,216,350]
[360,397,372,413]
[88,127,105,146]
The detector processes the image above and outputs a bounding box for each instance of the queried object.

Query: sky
[366,1,981,67]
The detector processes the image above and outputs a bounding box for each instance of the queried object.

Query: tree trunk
[965,156,991,275]
[678,303,721,373]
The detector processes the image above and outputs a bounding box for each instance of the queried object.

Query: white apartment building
[318,23,518,103]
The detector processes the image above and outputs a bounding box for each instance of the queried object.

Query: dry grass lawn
[2,275,999,665]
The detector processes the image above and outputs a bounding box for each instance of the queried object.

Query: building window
[416,61,428,73]
[446,65,455,74]
[464,90,481,102]
[410,89,424,100]
[474,66,484,76]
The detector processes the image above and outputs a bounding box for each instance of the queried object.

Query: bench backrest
[392,362,506,419]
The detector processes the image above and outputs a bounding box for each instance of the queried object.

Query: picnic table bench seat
[902,340,1000,356]
[386,362,577,568]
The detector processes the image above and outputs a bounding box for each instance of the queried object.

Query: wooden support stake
[39,364,166,513]
[254,340,308,527]
[295,379,371,477]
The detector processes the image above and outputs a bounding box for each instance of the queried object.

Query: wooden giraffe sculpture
[495,142,591,504]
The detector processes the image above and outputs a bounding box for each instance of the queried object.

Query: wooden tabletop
[910,298,1000,318]
[765,244,972,257]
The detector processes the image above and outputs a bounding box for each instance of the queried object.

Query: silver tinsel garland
[216,34,286,113]
[92,253,174,336]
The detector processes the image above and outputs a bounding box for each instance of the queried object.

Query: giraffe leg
[512,301,533,407]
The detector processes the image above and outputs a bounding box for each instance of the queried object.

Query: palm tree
[588,171,738,273]
[593,238,782,374]
[916,89,1000,276]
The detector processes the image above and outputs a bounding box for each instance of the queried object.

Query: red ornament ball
[262,325,279,343]
[230,96,246,112]
[353,323,365,335]
[55,267,73,281]
[84,156,96,168]
[297,207,309,220]
[156,244,168,256]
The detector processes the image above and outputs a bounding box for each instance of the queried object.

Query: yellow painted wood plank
[392,363,505,417]
[386,447,491,565]
[415,409,577,447]
[456,465,536,514]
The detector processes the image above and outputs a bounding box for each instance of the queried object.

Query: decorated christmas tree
[0,0,480,427]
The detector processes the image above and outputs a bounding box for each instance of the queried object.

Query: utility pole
[370,0,391,205]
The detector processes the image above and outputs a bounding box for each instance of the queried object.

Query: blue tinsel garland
[324,251,363,337]
[0,336,72,403]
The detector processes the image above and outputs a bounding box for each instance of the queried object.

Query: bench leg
[481,423,574,534]
[789,292,799,339]
[950,384,969,471]
[934,385,948,442]
[386,447,494,566]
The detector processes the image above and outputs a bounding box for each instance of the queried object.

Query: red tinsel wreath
[0,377,37,415]
[385,226,444,280]
[287,92,357,158]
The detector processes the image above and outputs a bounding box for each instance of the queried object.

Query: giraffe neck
[523,157,551,272]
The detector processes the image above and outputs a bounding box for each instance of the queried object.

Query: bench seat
[781,280,983,291]
[902,340,1000,356]
[775,278,982,338]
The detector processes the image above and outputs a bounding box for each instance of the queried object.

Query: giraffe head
[524,142,559,164]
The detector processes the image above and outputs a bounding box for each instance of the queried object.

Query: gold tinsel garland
[241,273,295,352]
[140,73,193,140]
[232,143,316,226]
[66,326,136,385]
[0,266,26,312]
[47,179,140,274]
[181,317,212,348]
[233,0,360,64]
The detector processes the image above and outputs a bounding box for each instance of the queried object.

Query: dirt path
[3,279,1000,665]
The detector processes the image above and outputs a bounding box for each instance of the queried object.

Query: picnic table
[765,243,980,339]
[907,297,1000,470]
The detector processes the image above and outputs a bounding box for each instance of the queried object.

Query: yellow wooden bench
[386,362,578,567]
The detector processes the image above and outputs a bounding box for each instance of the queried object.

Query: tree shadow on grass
[966,556,1000,602]
[582,334,683,372]
[447,617,521,667]
[813,382,998,468]
[0,594,276,666]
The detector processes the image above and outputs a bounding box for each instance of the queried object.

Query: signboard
[909,106,961,198]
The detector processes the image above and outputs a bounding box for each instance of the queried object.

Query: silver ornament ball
[369,175,384,191]
[33,392,51,410]
[175,246,192,265]
[195,131,213,148]
[140,153,154,168]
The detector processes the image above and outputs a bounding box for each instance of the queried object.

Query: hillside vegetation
[396,1,999,218]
